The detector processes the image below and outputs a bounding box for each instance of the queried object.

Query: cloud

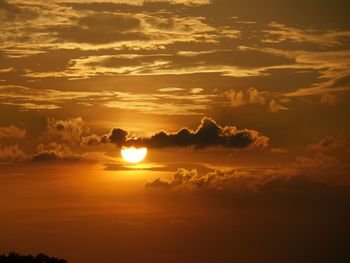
[252,47,350,97]
[269,99,288,112]
[271,148,288,154]
[263,22,350,46]
[80,134,103,147]
[158,87,185,92]
[308,136,348,153]
[100,117,269,150]
[295,153,344,175]
[0,85,213,116]
[0,85,112,111]
[126,117,269,149]
[321,93,338,106]
[144,166,320,191]
[54,13,148,44]
[61,0,211,6]
[32,142,81,162]
[0,0,38,21]
[145,168,217,189]
[0,125,26,139]
[104,100,208,116]
[44,117,89,145]
[56,48,292,79]
[2,102,61,111]
[226,87,289,112]
[0,144,28,163]
[295,137,349,178]
[258,174,327,193]
[226,88,266,108]
[107,128,128,147]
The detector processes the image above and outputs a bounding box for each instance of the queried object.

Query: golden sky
[0,0,350,262]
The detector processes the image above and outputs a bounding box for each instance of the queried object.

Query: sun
[121,146,147,163]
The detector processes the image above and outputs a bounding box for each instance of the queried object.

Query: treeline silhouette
[0,252,67,263]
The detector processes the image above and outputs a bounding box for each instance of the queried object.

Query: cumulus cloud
[107,128,128,146]
[226,88,289,113]
[144,167,324,192]
[269,99,289,112]
[80,134,103,147]
[145,168,211,189]
[44,117,89,145]
[0,125,26,139]
[32,142,81,162]
[121,117,269,150]
[226,88,266,108]
[145,167,275,190]
[0,144,28,162]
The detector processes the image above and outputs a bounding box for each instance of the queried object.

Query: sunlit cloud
[263,21,350,46]
[0,144,28,163]
[0,125,26,139]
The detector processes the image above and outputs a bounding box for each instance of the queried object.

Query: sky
[0,0,350,262]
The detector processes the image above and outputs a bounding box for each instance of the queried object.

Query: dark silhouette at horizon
[0,252,67,263]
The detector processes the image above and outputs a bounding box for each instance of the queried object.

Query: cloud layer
[109,117,269,149]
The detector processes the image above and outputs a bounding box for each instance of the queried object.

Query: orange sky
[0,0,350,262]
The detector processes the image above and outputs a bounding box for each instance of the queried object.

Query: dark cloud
[107,128,128,147]
[0,252,67,263]
[54,13,148,44]
[78,14,141,31]
[0,0,38,21]
[130,117,269,149]
[101,117,268,150]
[0,0,21,15]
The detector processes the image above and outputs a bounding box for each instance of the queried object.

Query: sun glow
[121,147,147,163]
